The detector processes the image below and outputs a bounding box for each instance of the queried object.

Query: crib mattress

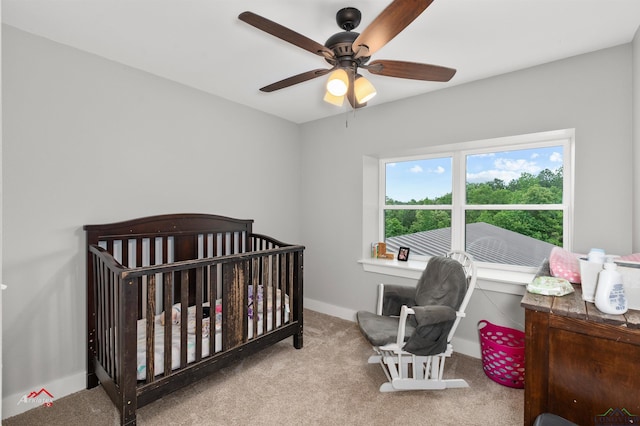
[135,286,288,380]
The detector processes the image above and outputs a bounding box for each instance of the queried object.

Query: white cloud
[531,153,539,159]
[493,158,541,173]
[429,166,445,174]
[467,156,542,184]
[550,152,563,162]
[410,165,423,173]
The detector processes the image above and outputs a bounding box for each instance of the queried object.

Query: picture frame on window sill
[397,247,410,262]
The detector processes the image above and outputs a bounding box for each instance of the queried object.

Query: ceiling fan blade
[352,0,434,58]
[260,68,332,92]
[367,60,456,82]
[239,11,334,59]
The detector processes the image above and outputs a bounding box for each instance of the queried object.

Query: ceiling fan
[238,0,456,109]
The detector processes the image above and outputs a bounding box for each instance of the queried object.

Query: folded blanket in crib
[158,285,289,338]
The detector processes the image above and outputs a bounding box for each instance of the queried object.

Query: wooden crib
[84,213,304,425]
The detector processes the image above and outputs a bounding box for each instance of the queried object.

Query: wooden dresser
[521,285,640,426]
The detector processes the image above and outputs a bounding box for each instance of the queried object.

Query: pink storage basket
[478,320,525,389]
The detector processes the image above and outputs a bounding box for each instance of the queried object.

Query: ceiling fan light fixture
[326,68,349,96]
[354,75,377,104]
[323,90,345,106]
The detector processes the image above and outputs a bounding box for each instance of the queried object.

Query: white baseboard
[303,297,358,322]
[2,371,85,420]
[303,297,481,359]
[451,336,482,359]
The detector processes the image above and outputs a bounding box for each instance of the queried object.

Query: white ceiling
[3,0,640,124]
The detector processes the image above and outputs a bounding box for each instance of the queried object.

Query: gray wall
[1,25,301,414]
[634,26,640,252]
[2,22,639,417]
[299,44,635,345]
[0,6,4,420]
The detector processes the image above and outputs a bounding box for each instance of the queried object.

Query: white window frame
[360,129,575,288]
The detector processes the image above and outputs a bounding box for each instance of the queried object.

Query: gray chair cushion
[415,256,467,309]
[381,284,416,316]
[356,311,416,347]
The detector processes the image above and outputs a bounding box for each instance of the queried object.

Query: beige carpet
[3,310,523,425]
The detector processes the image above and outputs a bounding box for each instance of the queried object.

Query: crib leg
[87,372,99,389]
[294,331,303,349]
[121,403,137,426]
[122,415,136,426]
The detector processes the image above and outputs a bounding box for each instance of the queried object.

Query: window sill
[358,258,536,296]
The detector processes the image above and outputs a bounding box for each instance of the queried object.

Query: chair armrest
[393,305,458,349]
[411,305,457,326]
[377,284,416,316]
[397,305,416,346]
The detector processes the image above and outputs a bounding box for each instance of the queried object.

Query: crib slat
[272,254,278,331]
[222,262,245,350]
[261,256,269,336]
[195,267,203,362]
[208,264,217,355]
[251,258,260,339]
[222,234,227,256]
[163,273,173,377]
[180,270,189,368]
[273,254,287,328]
[162,237,169,265]
[137,238,144,314]
[145,275,156,383]
[122,240,129,267]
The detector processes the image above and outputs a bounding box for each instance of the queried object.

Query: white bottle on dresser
[595,261,628,315]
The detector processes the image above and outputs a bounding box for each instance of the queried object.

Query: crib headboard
[84,213,253,255]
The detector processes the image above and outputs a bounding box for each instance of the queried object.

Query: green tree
[385,167,564,246]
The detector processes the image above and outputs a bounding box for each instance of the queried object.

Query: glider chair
[357,251,477,392]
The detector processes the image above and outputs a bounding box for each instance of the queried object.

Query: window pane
[384,209,452,257]
[465,210,563,267]
[386,158,452,205]
[466,147,563,204]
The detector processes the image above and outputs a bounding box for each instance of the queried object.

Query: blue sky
[386,146,563,202]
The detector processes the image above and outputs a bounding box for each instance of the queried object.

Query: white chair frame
[366,251,477,392]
